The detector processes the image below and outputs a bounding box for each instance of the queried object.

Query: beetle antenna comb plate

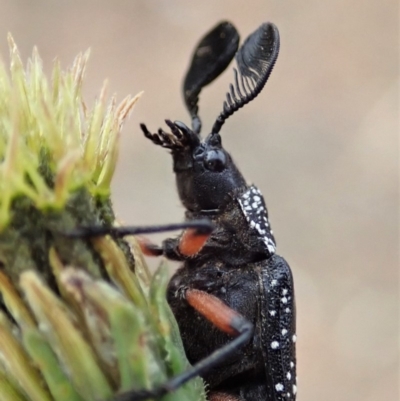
[183,21,240,134]
[212,22,280,135]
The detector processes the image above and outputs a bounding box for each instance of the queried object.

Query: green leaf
[148,262,206,401]
[22,329,85,401]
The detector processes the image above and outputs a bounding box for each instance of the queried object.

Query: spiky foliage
[0,36,206,401]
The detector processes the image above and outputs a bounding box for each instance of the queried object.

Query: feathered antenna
[182,21,239,134]
[141,22,279,150]
[211,23,280,135]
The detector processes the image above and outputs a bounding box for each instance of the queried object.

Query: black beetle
[135,20,296,401]
[76,20,297,401]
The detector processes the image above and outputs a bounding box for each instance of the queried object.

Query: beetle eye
[204,150,226,172]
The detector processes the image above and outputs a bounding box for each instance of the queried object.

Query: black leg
[63,220,213,239]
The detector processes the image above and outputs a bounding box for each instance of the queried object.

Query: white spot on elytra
[281,296,288,304]
[285,307,291,313]
[269,310,277,316]
[293,384,297,395]
[286,372,292,380]
[292,334,297,343]
[271,341,280,349]
[281,328,288,336]
[275,383,284,392]
[271,279,278,286]
[290,361,295,368]
[282,289,288,295]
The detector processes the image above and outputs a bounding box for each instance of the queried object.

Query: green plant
[0,35,205,401]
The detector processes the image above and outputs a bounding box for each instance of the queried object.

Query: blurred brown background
[0,1,398,400]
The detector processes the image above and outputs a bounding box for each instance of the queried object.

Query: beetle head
[141,119,245,212]
[174,122,245,212]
